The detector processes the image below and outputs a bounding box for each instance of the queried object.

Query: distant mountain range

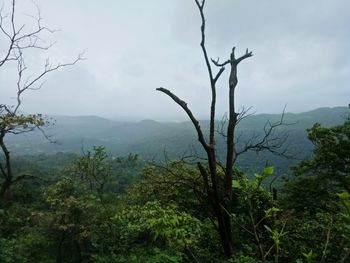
[7,106,349,176]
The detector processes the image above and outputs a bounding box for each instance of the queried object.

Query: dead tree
[158,0,292,258]
[156,0,290,258]
[157,0,253,257]
[0,0,82,207]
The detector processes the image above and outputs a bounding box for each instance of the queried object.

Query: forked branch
[236,110,294,158]
[233,48,253,65]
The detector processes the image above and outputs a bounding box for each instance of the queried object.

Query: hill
[7,106,349,175]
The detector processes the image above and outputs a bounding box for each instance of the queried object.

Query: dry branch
[156,87,209,151]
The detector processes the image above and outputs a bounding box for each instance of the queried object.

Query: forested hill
[7,106,348,175]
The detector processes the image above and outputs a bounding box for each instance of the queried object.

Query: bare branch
[12,174,40,184]
[37,125,57,143]
[13,53,83,114]
[0,0,16,67]
[156,87,209,151]
[213,66,226,84]
[216,113,228,140]
[24,54,82,90]
[194,0,205,10]
[211,57,230,67]
[236,106,255,124]
[0,0,63,67]
[236,110,296,158]
[194,0,218,146]
[233,47,253,65]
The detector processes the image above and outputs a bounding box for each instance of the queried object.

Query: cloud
[1,0,349,119]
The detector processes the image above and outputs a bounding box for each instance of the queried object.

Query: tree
[279,117,350,262]
[125,161,207,217]
[157,0,287,258]
[282,117,350,214]
[294,120,350,192]
[109,201,202,262]
[0,0,81,206]
[43,177,98,263]
[67,146,114,200]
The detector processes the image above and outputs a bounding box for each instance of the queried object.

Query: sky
[1,0,349,120]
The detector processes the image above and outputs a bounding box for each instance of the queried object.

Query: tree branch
[156,87,209,151]
[236,110,295,158]
[233,48,253,65]
[194,0,217,146]
[12,174,40,184]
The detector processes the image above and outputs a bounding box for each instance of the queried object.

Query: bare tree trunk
[0,179,13,206]
[0,133,13,206]
[221,51,240,255]
[208,148,234,256]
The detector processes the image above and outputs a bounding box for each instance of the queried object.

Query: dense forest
[1,0,350,262]
[1,112,350,262]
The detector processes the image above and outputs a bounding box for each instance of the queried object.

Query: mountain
[7,106,349,175]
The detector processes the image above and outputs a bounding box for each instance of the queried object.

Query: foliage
[41,177,100,262]
[0,113,48,134]
[280,119,350,262]
[282,212,343,262]
[293,120,350,191]
[231,167,288,262]
[67,146,116,200]
[336,191,350,262]
[0,233,53,263]
[66,146,141,201]
[90,199,207,262]
[229,254,261,263]
[117,201,201,247]
[124,161,206,217]
[0,113,349,262]
[281,175,338,215]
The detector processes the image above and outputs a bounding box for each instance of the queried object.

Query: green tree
[283,119,350,214]
[125,161,206,217]
[295,121,350,192]
[42,177,99,263]
[281,117,350,262]
[67,146,115,199]
[108,201,202,263]
[67,146,141,202]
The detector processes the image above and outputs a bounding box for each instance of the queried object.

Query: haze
[1,0,349,120]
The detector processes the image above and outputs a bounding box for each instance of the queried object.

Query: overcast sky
[1,0,349,120]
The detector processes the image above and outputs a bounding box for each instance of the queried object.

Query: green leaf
[263,166,274,176]
[265,207,281,218]
[337,192,350,200]
[232,180,242,189]
[264,225,273,233]
[254,173,263,180]
[302,250,316,263]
